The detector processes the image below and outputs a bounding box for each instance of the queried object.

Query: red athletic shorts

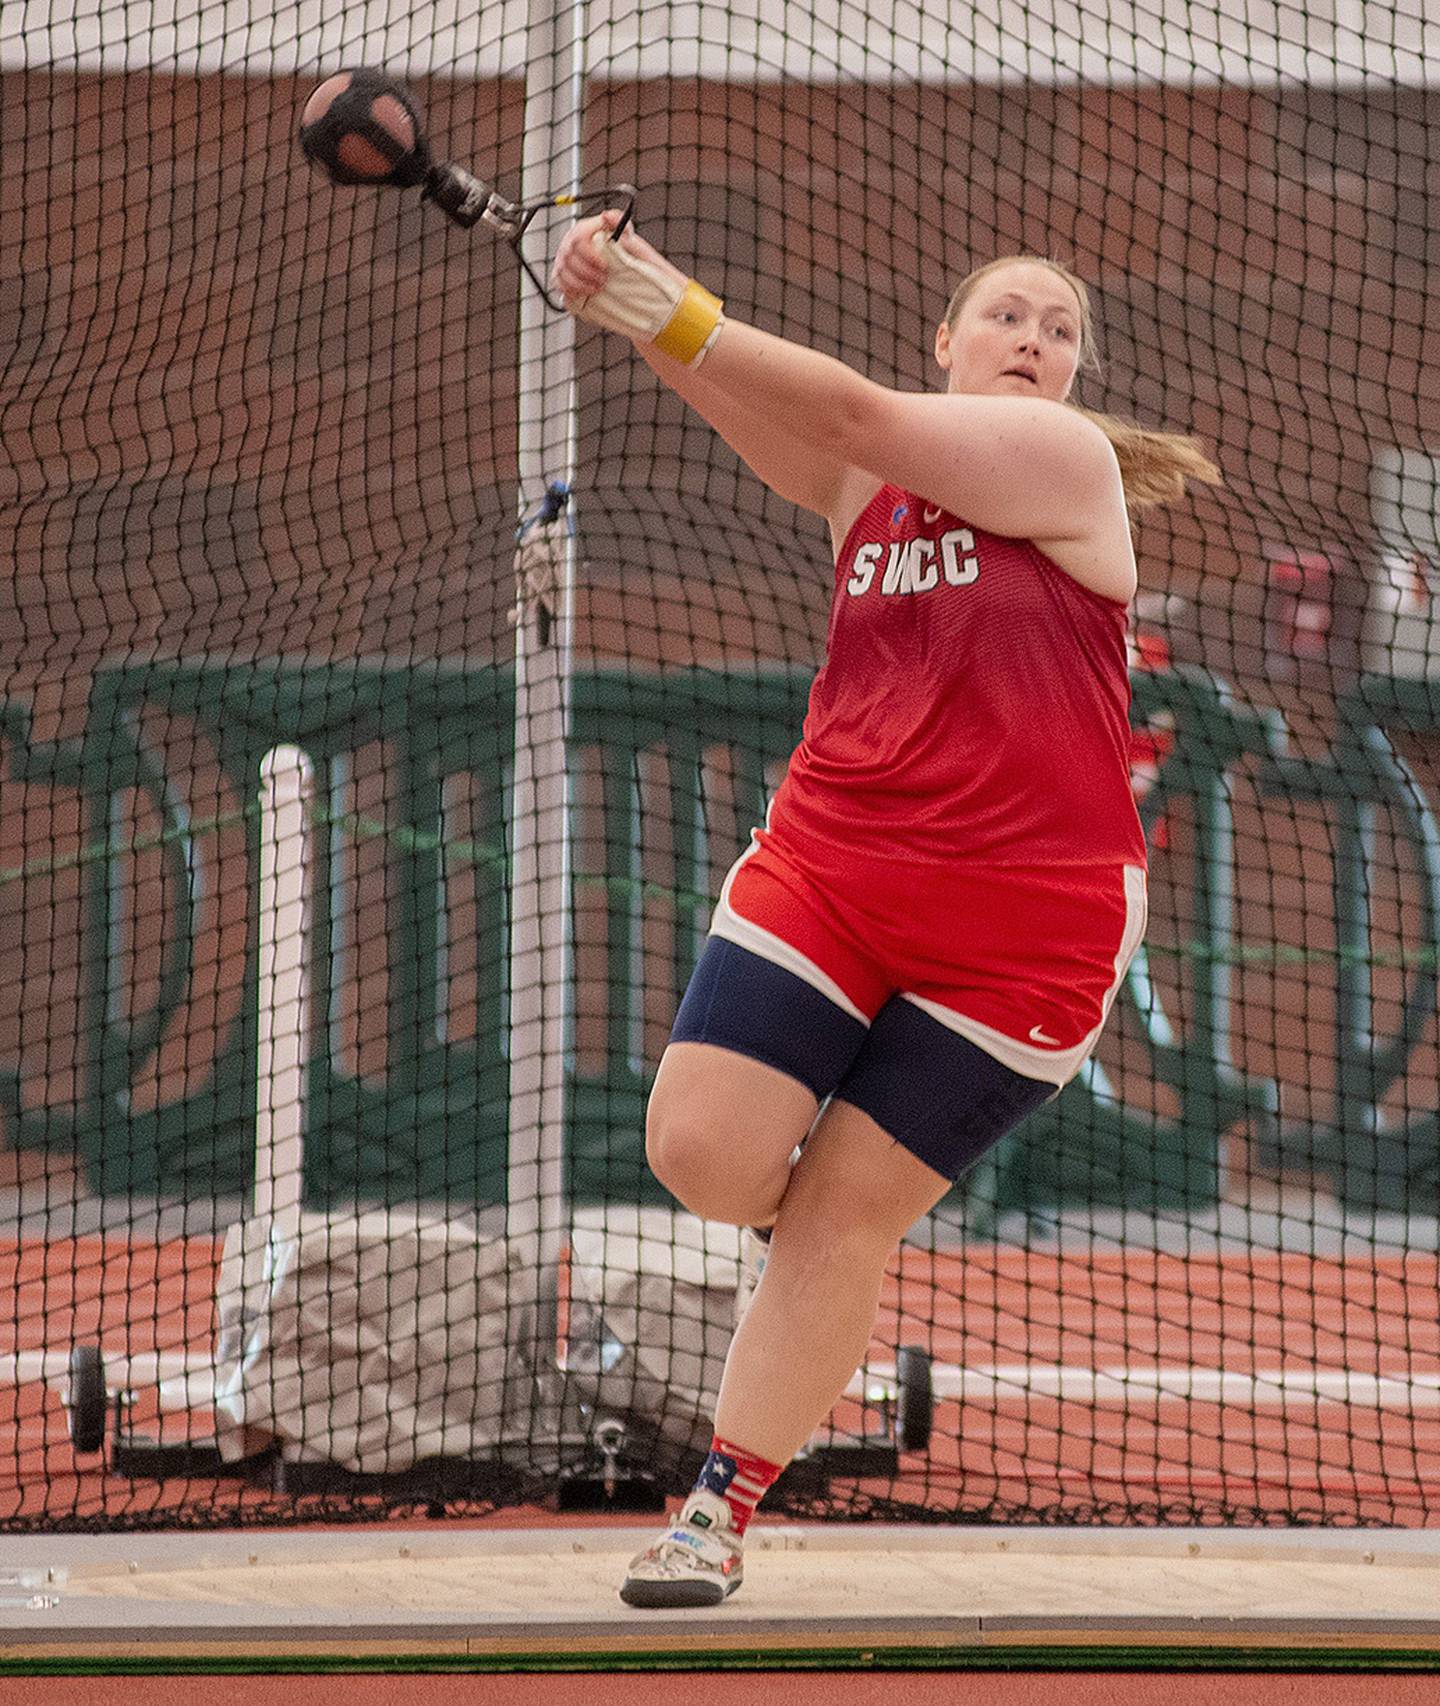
[712,829,1148,1086]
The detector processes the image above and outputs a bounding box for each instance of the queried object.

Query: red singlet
[717,482,1148,1083]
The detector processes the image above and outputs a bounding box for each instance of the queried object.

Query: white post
[506,1,586,1351]
[213,742,315,1426]
[255,744,313,1246]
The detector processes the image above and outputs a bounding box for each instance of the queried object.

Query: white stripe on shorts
[710,841,871,1026]
[902,863,1149,1086]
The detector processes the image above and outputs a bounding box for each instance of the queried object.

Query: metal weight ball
[298,68,432,188]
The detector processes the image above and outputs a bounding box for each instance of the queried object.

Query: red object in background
[1265,548,1333,662]
[1128,630,1173,850]
[1130,631,1171,673]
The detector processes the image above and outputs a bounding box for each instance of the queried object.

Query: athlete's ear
[934,319,953,372]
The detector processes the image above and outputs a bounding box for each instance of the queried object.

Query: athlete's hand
[550,210,690,308]
[552,211,726,366]
[550,209,618,302]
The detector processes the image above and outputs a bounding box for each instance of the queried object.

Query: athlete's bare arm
[697,321,1136,603]
[553,214,1132,598]
[558,217,876,548]
[636,342,873,538]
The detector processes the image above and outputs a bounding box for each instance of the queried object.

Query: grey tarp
[211,1213,531,1473]
[563,1207,742,1452]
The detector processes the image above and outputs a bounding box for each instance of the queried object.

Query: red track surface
[7,1677,1439,1706]
[10,1676,1440,1705]
[863,1246,1440,1523]
[4,1237,1439,1524]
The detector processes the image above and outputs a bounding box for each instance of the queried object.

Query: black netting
[2,4,1438,1530]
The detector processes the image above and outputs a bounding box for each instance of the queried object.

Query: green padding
[74,658,514,1206]
[24,660,1440,1218]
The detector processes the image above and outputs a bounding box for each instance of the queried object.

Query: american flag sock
[692,1435,784,1537]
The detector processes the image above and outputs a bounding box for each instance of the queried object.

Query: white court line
[6,1352,1440,1412]
[2,1352,217,1409]
[852,1363,1440,1408]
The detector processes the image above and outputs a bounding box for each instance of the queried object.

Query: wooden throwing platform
[2,1526,1439,1671]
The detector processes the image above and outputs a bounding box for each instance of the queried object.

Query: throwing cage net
[3,0,1439,1530]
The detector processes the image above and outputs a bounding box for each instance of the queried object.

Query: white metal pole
[212,742,315,1426]
[255,744,313,1247]
[507,0,585,1339]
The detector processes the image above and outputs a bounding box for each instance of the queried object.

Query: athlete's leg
[645,1041,817,1228]
[712,1095,950,1464]
[619,940,882,1608]
[620,991,1056,1608]
[621,1092,946,1610]
[713,997,1059,1466]
[645,932,875,1226]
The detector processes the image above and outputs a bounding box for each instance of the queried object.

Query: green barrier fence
[16,658,515,1206]
[4,659,1439,1218]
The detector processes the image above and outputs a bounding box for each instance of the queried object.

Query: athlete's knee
[644,1098,792,1226]
[644,1044,816,1224]
[643,1111,768,1224]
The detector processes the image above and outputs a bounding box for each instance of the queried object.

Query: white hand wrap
[573,230,726,366]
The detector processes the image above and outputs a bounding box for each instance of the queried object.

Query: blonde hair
[945,256,1222,517]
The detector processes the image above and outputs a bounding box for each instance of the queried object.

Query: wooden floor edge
[2,1622,1439,1664]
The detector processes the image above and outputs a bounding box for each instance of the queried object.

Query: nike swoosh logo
[1028,1025,1061,1045]
[923,505,942,523]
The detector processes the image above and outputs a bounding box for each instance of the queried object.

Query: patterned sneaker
[732,1224,772,1329]
[618,1489,745,1607]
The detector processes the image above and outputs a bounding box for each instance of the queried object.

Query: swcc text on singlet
[765,482,1148,874]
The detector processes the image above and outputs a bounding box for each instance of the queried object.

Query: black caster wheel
[894,1344,933,1452]
[66,1343,108,1456]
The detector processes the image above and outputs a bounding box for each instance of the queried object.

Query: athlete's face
[935,262,1084,403]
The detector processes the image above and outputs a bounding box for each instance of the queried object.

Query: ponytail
[1079,409,1223,517]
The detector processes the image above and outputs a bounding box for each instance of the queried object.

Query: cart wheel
[894,1344,933,1452]
[67,1344,108,1455]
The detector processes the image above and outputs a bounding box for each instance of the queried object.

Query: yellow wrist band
[652,279,725,365]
